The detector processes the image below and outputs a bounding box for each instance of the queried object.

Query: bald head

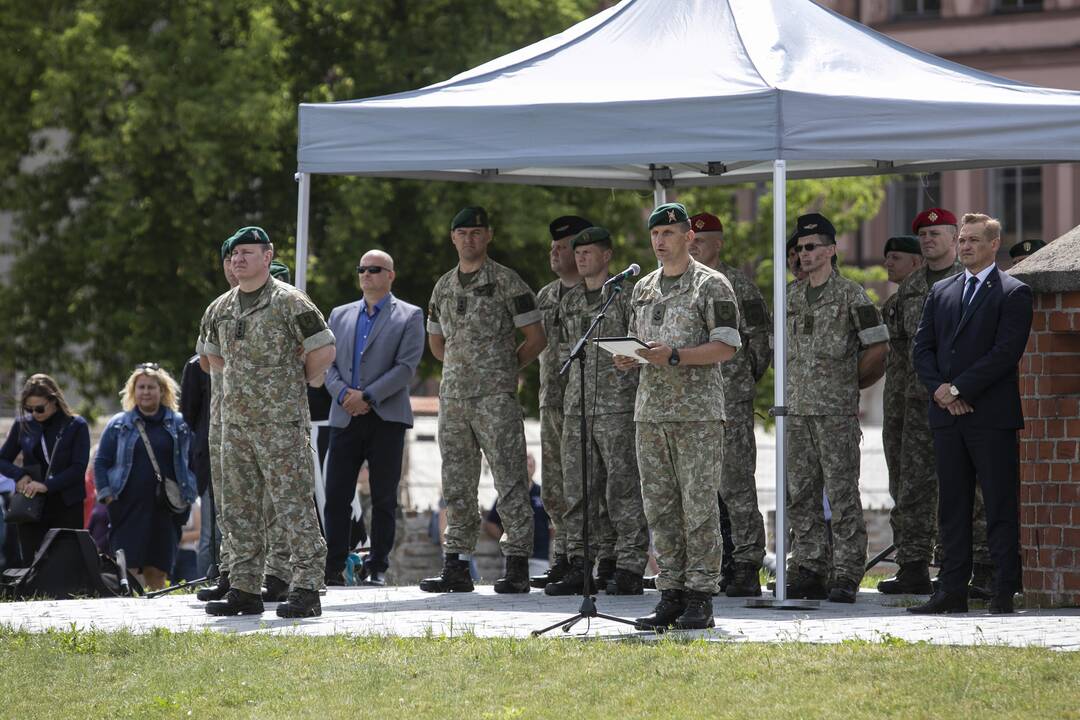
[357,249,395,304]
[361,249,394,270]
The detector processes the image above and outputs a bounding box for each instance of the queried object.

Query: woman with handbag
[94,363,197,590]
[0,374,90,566]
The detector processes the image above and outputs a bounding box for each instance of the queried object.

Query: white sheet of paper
[593,336,650,364]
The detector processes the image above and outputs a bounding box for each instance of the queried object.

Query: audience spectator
[94,363,197,590]
[0,374,90,567]
[483,454,551,577]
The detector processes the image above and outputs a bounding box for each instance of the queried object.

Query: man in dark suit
[323,249,425,586]
[911,213,1032,615]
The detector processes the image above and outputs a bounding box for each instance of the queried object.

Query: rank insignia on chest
[235,319,246,340]
[651,305,666,325]
[456,296,468,314]
[473,283,495,297]
[802,315,814,334]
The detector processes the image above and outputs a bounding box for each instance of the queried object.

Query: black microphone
[603,263,641,287]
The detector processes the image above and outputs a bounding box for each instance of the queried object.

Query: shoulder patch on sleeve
[514,293,537,314]
[856,304,881,331]
[714,299,738,328]
[427,300,439,323]
[743,299,766,327]
[297,310,326,339]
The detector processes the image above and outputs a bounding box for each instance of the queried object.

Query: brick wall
[1018,289,1080,607]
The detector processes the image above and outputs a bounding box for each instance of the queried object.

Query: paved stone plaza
[2,586,1078,650]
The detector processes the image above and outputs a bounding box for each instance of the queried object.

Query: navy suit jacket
[912,266,1032,430]
[324,293,425,428]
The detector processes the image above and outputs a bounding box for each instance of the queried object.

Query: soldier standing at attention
[529,215,590,589]
[201,227,336,618]
[421,206,546,594]
[688,212,772,598]
[785,213,889,604]
[614,203,742,631]
[545,226,648,597]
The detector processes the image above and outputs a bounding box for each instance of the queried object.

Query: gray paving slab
[2,586,1077,650]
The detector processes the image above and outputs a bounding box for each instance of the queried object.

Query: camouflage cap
[549,215,593,241]
[571,226,612,249]
[228,226,271,249]
[1009,239,1046,259]
[269,260,291,284]
[648,202,690,229]
[884,235,921,255]
[451,206,489,230]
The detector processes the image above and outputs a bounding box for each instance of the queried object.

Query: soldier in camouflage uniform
[688,212,772,598]
[529,215,590,589]
[420,206,546,594]
[543,226,648,597]
[614,203,743,631]
[201,227,336,618]
[785,213,889,604]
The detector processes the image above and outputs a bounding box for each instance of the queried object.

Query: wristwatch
[668,347,681,367]
[949,385,960,397]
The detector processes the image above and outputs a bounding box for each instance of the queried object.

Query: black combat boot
[493,555,531,594]
[530,554,569,589]
[725,562,763,598]
[196,571,229,602]
[827,576,860,604]
[595,558,616,589]
[419,553,474,593]
[605,568,644,595]
[786,568,829,600]
[635,589,687,631]
[544,556,586,596]
[674,590,715,630]
[276,588,321,618]
[969,563,995,600]
[205,588,264,616]
[877,562,933,595]
[261,574,290,602]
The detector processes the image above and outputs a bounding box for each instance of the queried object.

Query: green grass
[0,627,1077,719]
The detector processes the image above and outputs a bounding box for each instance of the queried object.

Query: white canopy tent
[295,0,1080,603]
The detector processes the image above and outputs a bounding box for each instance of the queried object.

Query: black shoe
[786,568,829,600]
[988,593,1014,614]
[205,588,264,616]
[643,574,657,590]
[595,558,616,589]
[276,588,321,618]
[606,568,644,595]
[828,576,860,604]
[419,553,474,593]
[635,589,688,631]
[362,570,387,587]
[494,555,531,594]
[725,562,763,598]
[545,556,586,596]
[969,564,994,600]
[907,590,969,614]
[324,571,347,587]
[262,574,290,602]
[196,572,230,602]
[530,554,569,589]
[675,590,715,630]
[719,559,735,594]
[877,562,933,595]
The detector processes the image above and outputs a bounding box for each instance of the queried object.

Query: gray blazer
[324,293,425,428]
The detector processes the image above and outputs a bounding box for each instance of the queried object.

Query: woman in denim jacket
[95,364,197,590]
[0,374,90,566]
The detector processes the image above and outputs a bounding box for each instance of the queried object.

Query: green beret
[220,238,232,261]
[229,226,271,248]
[1009,239,1046,259]
[269,260,291,284]
[451,206,489,230]
[648,203,690,229]
[884,235,921,255]
[571,226,612,249]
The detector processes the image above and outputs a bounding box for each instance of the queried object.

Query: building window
[993,0,1044,12]
[888,173,942,232]
[893,0,942,20]
[990,166,1042,249]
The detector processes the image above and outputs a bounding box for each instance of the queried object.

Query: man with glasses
[785,213,888,604]
[323,250,424,587]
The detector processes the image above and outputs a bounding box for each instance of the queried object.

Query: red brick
[1043,528,1064,547]
[1023,399,1038,417]
[1051,463,1071,482]
[1023,547,1040,566]
[1021,526,1035,544]
[1036,461,1052,481]
[1031,312,1047,332]
[1049,312,1073,332]
[1038,506,1052,524]
[1065,573,1080,591]
[1046,376,1080,395]
[1044,485,1061,503]
[1053,549,1072,565]
[1021,376,1036,397]
[1052,507,1071,526]
[1064,528,1080,546]
[1038,293,1059,311]
[1060,484,1079,504]
[1061,291,1080,308]
[1067,419,1080,438]
[1039,399,1059,417]
[1074,506,1080,525]
[1045,356,1080,375]
[1057,441,1078,461]
[1024,570,1045,590]
[1061,398,1080,416]
[1047,419,1065,438]
[1024,421,1045,439]
[1043,333,1080,354]
[1038,442,1054,461]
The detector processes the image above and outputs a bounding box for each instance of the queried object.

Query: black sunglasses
[796,243,825,253]
[356,265,388,275]
[24,403,49,415]
[136,362,160,371]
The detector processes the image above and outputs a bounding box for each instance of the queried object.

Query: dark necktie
[961,276,978,314]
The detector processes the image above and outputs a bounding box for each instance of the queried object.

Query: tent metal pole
[772,159,788,603]
[653,182,667,208]
[295,171,311,292]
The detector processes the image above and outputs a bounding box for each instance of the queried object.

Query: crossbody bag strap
[133,418,165,485]
[38,419,70,478]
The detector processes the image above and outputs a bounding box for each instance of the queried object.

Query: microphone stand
[145,485,220,599]
[531,280,639,636]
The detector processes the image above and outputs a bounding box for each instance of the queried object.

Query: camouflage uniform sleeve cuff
[302,329,335,353]
[203,340,221,356]
[513,310,542,328]
[858,325,890,346]
[427,320,443,336]
[710,327,743,348]
[195,338,205,356]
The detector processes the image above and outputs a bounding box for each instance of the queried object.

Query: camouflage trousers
[786,415,867,583]
[220,422,326,594]
[720,401,766,567]
[439,394,533,558]
[636,420,724,593]
[212,422,292,583]
[562,412,649,574]
[540,406,569,558]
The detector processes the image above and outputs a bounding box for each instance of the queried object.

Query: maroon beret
[690,212,724,233]
[911,207,958,233]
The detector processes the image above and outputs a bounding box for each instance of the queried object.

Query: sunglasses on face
[24,403,49,415]
[136,362,160,371]
[356,265,388,275]
[796,243,825,253]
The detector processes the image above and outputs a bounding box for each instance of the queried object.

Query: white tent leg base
[745,598,820,610]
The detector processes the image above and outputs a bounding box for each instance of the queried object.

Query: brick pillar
[1016,282,1080,607]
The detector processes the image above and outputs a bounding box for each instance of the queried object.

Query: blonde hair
[960,213,1002,241]
[120,365,180,412]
